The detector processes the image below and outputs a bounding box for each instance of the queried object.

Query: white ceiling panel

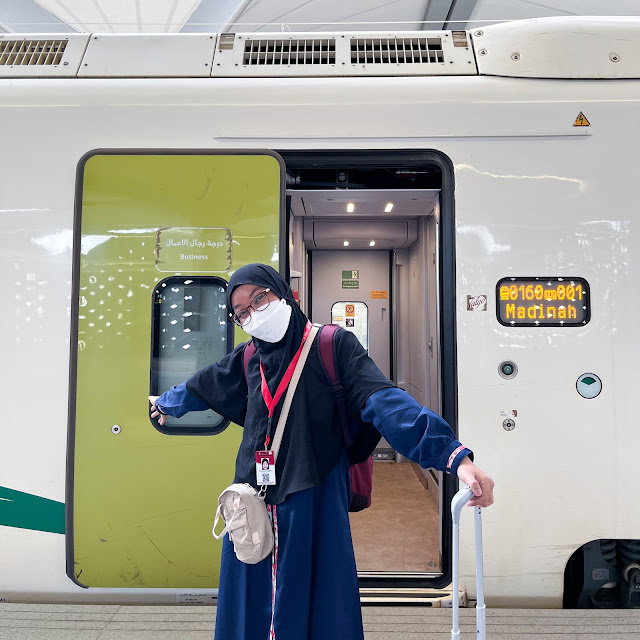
[302,218,419,249]
[469,0,640,28]
[0,0,73,33]
[235,0,431,32]
[34,0,205,33]
[288,189,438,217]
[4,0,640,34]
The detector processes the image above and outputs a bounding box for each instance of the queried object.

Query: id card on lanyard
[256,450,276,485]
[255,321,313,487]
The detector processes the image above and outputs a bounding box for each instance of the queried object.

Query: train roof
[2,17,640,80]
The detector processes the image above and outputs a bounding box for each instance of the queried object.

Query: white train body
[0,17,638,607]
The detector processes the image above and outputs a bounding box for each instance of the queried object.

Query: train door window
[150,276,233,435]
[331,301,369,350]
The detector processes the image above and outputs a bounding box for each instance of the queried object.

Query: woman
[150,263,494,640]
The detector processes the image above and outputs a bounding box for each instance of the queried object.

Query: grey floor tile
[97,632,213,640]
[0,622,106,630]
[0,614,113,622]
[0,630,103,640]
[105,622,213,631]
[110,614,214,622]
[0,606,119,614]
[1,605,640,639]
[117,606,213,614]
[365,636,640,640]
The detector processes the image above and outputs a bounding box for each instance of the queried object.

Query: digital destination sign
[496,277,590,327]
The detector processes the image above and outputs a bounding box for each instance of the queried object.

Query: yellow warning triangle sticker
[573,112,591,127]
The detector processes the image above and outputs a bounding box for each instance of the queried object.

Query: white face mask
[242,298,292,343]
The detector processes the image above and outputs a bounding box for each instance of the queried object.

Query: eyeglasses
[230,288,272,326]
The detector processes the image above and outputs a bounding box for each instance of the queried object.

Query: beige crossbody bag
[211,325,318,564]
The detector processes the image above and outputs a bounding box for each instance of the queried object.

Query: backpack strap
[317,324,353,447]
[317,324,339,385]
[243,328,353,448]
[242,340,257,384]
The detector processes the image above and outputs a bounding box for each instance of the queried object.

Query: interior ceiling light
[344,241,349,246]
[346,203,355,213]
[369,241,376,247]
[385,203,394,212]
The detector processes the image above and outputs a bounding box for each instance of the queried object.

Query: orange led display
[496,277,590,326]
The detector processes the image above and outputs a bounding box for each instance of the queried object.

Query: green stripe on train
[0,486,64,534]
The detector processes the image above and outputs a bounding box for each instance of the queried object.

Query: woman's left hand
[149,396,167,426]
[456,457,495,508]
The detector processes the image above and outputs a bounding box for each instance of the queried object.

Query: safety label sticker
[176,592,214,604]
[573,112,591,127]
[467,295,487,311]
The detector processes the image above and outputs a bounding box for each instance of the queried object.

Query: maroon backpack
[243,324,374,512]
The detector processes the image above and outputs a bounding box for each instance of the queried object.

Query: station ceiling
[1,0,639,33]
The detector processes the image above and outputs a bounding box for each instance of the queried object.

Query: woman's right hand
[149,396,167,426]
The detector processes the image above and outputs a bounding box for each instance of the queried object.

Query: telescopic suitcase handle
[451,484,486,640]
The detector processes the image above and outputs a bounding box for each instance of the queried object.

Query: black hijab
[227,264,308,396]
[186,263,396,504]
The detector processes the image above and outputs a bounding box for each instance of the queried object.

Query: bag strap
[317,324,340,385]
[317,324,353,448]
[212,501,239,540]
[270,324,319,462]
[243,340,257,383]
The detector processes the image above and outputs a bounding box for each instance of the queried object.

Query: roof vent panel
[0,39,67,66]
[212,31,476,77]
[350,37,444,65]
[0,34,89,77]
[243,38,336,66]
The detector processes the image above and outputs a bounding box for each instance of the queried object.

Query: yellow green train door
[68,152,284,588]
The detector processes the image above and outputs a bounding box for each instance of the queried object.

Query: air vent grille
[243,39,336,65]
[350,37,443,64]
[0,39,68,66]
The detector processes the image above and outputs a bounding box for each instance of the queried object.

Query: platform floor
[1,604,640,639]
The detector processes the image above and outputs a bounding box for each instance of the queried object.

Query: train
[1,15,639,609]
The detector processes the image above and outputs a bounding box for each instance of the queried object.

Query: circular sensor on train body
[576,373,602,399]
[498,361,518,380]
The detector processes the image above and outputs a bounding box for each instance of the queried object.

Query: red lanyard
[260,321,313,448]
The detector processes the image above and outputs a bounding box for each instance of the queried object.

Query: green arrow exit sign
[342,270,359,279]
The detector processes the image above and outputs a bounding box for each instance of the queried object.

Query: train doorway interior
[281,151,457,598]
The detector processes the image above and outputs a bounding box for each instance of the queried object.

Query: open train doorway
[281,151,458,596]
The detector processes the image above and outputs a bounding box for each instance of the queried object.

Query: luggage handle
[451,484,486,640]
